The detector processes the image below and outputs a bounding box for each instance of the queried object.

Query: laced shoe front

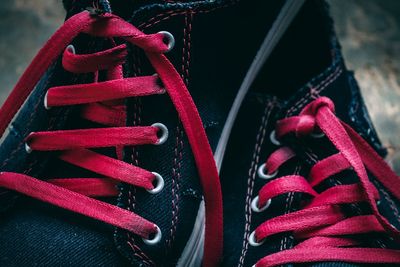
[0,0,287,265]
[220,1,400,266]
[250,97,400,266]
[0,9,223,266]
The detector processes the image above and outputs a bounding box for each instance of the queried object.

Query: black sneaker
[221,0,400,266]
[0,0,290,266]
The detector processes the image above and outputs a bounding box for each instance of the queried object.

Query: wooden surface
[329,0,400,172]
[0,0,399,169]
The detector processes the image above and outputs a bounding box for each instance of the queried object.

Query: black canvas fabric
[220,0,400,266]
[0,0,288,266]
[114,1,287,265]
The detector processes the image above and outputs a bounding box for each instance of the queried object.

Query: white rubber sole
[177,1,305,266]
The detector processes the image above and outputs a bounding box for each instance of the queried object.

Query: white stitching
[238,99,277,267]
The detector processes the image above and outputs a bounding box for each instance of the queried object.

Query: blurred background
[0,0,399,170]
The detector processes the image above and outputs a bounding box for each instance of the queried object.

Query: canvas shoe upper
[0,0,288,266]
[220,0,400,266]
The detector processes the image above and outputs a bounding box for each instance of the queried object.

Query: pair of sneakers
[0,0,399,266]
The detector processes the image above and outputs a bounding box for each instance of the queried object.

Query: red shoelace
[251,97,400,266]
[0,11,222,266]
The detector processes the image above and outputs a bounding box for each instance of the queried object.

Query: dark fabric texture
[0,0,287,266]
[115,1,287,266]
[220,0,399,266]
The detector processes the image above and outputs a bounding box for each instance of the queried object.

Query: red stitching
[184,13,193,86]
[127,239,155,266]
[139,2,237,30]
[139,11,176,29]
[124,1,238,261]
[286,67,342,116]
[167,12,191,248]
[124,46,152,264]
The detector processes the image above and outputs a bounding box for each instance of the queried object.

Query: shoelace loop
[251,97,400,267]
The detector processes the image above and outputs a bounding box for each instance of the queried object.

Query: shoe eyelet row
[249,130,324,250]
[143,123,167,245]
[38,40,173,248]
[248,130,278,249]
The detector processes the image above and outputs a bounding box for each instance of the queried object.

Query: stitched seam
[124,46,154,266]
[286,66,342,115]
[123,3,235,262]
[380,188,400,224]
[167,125,183,248]
[124,8,195,263]
[279,192,292,261]
[139,2,236,30]
[126,240,154,265]
[373,180,400,225]
[166,13,191,249]
[286,67,343,116]
[238,100,277,267]
[170,14,188,245]
[183,13,192,86]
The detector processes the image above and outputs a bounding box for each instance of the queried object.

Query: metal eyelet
[24,132,34,153]
[310,131,325,138]
[43,91,51,110]
[25,143,33,153]
[147,172,165,194]
[248,230,265,247]
[158,31,175,52]
[142,225,162,245]
[257,163,278,180]
[66,44,76,54]
[251,196,271,213]
[152,73,166,94]
[270,130,281,146]
[152,123,169,145]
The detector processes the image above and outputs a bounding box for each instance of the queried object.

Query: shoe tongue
[279,63,350,119]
